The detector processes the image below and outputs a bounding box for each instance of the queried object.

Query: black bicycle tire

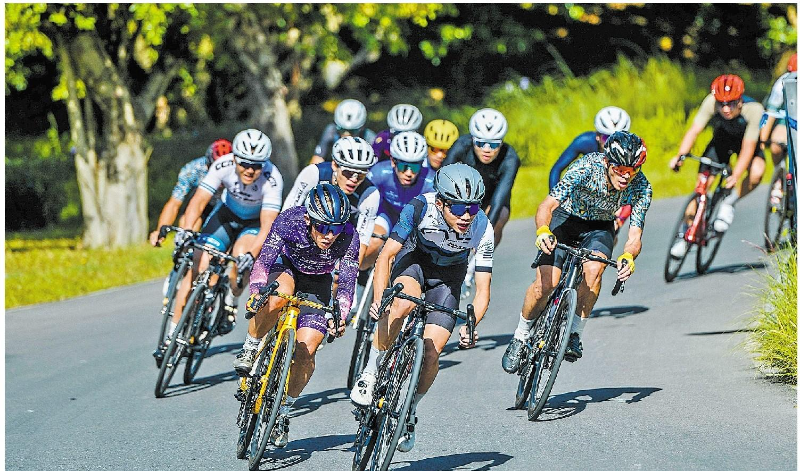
[528,288,577,421]
[764,169,789,251]
[348,317,373,390]
[237,340,271,460]
[183,288,224,384]
[154,291,195,398]
[372,336,423,471]
[514,326,539,409]
[249,327,295,471]
[664,196,695,282]
[696,189,727,274]
[155,260,189,353]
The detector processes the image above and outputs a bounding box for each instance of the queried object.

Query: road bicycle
[515,243,624,421]
[763,141,797,251]
[154,238,242,398]
[347,232,389,391]
[352,283,475,471]
[235,280,340,471]
[152,225,195,369]
[664,154,732,282]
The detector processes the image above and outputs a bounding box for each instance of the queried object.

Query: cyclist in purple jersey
[234,185,359,447]
[372,104,423,162]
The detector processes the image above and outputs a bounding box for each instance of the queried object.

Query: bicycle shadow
[533,386,661,422]
[158,370,240,398]
[291,387,351,419]
[205,342,241,358]
[438,334,514,372]
[253,433,353,470]
[392,451,514,470]
[590,305,649,319]
[673,261,767,282]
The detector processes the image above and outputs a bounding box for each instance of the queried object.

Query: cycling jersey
[282,162,380,246]
[372,129,394,162]
[692,94,764,142]
[172,156,212,202]
[766,73,792,112]
[549,131,600,190]
[198,155,283,220]
[314,123,377,162]
[391,193,494,271]
[442,134,521,225]
[550,153,652,229]
[367,160,435,231]
[249,206,360,315]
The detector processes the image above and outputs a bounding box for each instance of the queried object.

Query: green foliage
[757,5,797,57]
[5,4,53,92]
[747,247,797,384]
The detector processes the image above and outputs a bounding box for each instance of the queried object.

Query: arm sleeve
[487,147,520,224]
[691,94,717,129]
[261,167,283,212]
[171,161,195,202]
[283,165,320,209]
[355,187,380,245]
[742,103,766,141]
[628,176,653,229]
[335,231,362,317]
[766,78,785,111]
[549,134,592,190]
[249,224,286,295]
[474,219,495,273]
[389,197,426,243]
[442,135,471,167]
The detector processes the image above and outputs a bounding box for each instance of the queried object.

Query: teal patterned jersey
[550,153,652,228]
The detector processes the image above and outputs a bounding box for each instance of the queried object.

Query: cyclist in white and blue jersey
[350,163,494,453]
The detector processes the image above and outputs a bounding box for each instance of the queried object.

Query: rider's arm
[245,209,279,259]
[731,102,766,184]
[534,196,561,229]
[282,164,320,209]
[486,146,521,225]
[621,226,644,259]
[336,229,362,317]
[150,197,183,245]
[759,115,777,143]
[355,187,381,264]
[441,135,470,167]
[471,219,495,325]
[549,132,595,190]
[676,94,716,159]
[247,169,284,258]
[181,189,213,231]
[373,197,421,301]
[249,217,286,295]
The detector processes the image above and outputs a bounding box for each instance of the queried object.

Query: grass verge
[746,247,797,384]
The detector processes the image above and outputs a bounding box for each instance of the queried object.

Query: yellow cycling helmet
[424,119,460,150]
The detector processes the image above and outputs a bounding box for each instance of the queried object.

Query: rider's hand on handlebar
[149,230,163,247]
[535,226,557,255]
[236,252,255,274]
[245,293,262,315]
[369,300,387,321]
[724,172,739,189]
[457,324,478,349]
[668,155,683,172]
[616,252,635,282]
[327,317,346,338]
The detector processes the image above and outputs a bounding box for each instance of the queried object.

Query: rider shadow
[291,387,351,419]
[440,333,514,357]
[686,328,754,336]
[254,433,353,470]
[590,305,649,319]
[674,261,767,282]
[534,387,661,422]
[159,370,240,398]
[392,451,514,471]
[205,342,241,358]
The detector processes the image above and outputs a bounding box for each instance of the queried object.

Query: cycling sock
[410,392,425,417]
[513,312,535,341]
[168,321,178,337]
[279,395,297,415]
[244,333,261,351]
[572,315,588,336]
[723,192,739,206]
[362,345,385,376]
[357,269,370,286]
[225,287,237,307]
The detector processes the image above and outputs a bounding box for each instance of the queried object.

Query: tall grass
[747,247,797,384]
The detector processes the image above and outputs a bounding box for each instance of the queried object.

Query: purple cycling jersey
[372,129,394,162]
[249,205,360,316]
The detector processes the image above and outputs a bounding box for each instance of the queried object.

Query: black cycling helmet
[603,131,647,168]
[304,183,351,225]
[434,163,486,204]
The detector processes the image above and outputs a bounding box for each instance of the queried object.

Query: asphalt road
[6,185,797,470]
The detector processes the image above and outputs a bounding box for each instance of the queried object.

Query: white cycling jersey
[766,72,792,112]
[283,162,380,246]
[199,154,283,220]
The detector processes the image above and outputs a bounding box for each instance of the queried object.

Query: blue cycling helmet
[304,183,351,224]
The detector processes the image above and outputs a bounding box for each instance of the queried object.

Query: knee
[294,341,316,363]
[393,299,416,317]
[583,262,604,286]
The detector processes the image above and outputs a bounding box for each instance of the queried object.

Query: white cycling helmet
[387,104,423,133]
[332,136,377,171]
[594,106,631,135]
[232,129,272,163]
[334,99,367,131]
[469,108,508,140]
[389,131,427,163]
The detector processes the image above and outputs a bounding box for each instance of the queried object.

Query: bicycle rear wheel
[248,328,295,471]
[528,288,577,421]
[664,196,695,282]
[154,293,195,398]
[348,316,375,390]
[184,289,222,384]
[696,190,727,274]
[514,333,537,409]
[371,336,424,471]
[764,169,790,251]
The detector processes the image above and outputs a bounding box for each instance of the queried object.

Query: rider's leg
[417,324,451,393]
[739,154,766,200]
[372,275,421,351]
[171,250,211,331]
[520,265,560,324]
[287,326,325,398]
[575,260,606,321]
[361,218,389,269]
[770,125,788,166]
[229,232,258,297]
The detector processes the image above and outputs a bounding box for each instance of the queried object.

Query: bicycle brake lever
[327,299,341,344]
[245,280,280,319]
[467,304,476,345]
[611,260,627,296]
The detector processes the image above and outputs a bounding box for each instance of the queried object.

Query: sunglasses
[473,139,502,150]
[429,146,447,155]
[235,158,263,170]
[444,201,481,217]
[394,160,422,174]
[311,219,346,236]
[336,126,361,135]
[340,167,367,180]
[715,99,741,108]
[610,163,641,177]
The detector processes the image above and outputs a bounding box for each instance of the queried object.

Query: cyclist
[310,99,377,165]
[501,131,651,373]
[549,106,633,231]
[668,74,765,257]
[759,53,797,208]
[154,129,283,364]
[372,103,424,162]
[350,163,494,453]
[283,136,381,267]
[235,184,359,448]
[423,119,460,170]
[148,138,232,246]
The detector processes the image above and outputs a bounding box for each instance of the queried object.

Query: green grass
[746,247,797,384]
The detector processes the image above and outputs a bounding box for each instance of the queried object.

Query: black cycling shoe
[153,346,165,368]
[564,333,582,362]
[502,338,525,373]
[217,311,236,336]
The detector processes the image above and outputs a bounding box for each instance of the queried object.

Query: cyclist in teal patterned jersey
[502,131,651,374]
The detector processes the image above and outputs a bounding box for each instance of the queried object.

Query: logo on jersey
[215,160,234,171]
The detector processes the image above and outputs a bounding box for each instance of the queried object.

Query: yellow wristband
[536,225,552,236]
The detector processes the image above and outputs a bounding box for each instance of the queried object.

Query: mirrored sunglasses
[235,157,263,170]
[715,99,741,108]
[445,201,481,217]
[610,164,641,177]
[336,126,361,135]
[311,220,346,236]
[394,160,422,173]
[340,167,367,180]
[429,146,447,154]
[473,139,502,150]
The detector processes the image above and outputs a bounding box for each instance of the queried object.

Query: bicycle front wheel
[664,196,695,282]
[348,316,374,390]
[514,336,535,410]
[764,169,790,251]
[154,295,195,398]
[155,260,190,354]
[696,190,726,274]
[249,328,295,471]
[528,288,577,421]
[237,336,273,460]
[184,289,222,384]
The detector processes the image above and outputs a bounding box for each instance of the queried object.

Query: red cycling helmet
[206,138,232,164]
[788,53,797,73]
[710,74,745,102]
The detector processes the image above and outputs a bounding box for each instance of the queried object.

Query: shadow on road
[292,387,351,419]
[441,333,514,357]
[673,261,767,282]
[254,433,353,470]
[686,328,754,336]
[206,342,241,358]
[159,370,240,398]
[590,305,649,318]
[534,386,662,422]
[393,451,514,470]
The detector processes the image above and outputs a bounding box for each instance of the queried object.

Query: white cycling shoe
[396,415,418,452]
[713,202,735,233]
[350,372,376,407]
[670,239,689,258]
